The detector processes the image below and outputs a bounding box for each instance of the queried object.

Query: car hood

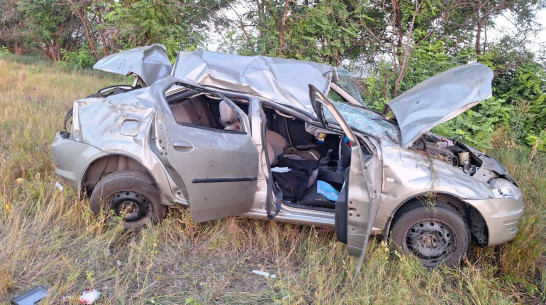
[93,44,172,86]
[387,63,493,148]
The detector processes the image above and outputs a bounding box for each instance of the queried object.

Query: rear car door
[159,90,259,222]
[310,85,381,269]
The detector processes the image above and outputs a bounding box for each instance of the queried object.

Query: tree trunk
[279,0,290,55]
[393,0,421,96]
[475,1,483,55]
[80,11,99,60]
[98,11,108,57]
[393,0,403,58]
[14,40,23,55]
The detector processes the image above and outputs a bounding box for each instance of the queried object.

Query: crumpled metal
[387,63,493,148]
[171,50,335,113]
[93,44,172,86]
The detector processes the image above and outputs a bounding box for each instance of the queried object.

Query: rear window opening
[165,84,249,132]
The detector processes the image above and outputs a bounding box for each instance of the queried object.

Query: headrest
[219,101,239,127]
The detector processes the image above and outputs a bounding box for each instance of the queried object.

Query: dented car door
[158,93,259,222]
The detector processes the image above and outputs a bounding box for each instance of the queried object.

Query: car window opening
[165,85,249,132]
[262,105,355,212]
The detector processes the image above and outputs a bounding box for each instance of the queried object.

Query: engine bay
[411,133,483,176]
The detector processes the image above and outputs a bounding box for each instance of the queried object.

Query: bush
[0,45,10,56]
[60,46,96,70]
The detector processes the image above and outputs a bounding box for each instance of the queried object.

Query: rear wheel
[90,171,167,228]
[391,202,470,267]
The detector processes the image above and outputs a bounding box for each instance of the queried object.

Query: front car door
[158,84,259,222]
[310,85,381,271]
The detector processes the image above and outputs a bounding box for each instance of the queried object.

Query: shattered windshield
[323,101,401,143]
[334,68,366,107]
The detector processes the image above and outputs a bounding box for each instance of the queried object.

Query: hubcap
[405,220,455,262]
[110,191,150,222]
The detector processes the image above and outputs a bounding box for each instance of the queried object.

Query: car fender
[374,143,495,235]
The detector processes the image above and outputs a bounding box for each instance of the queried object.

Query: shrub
[60,46,96,70]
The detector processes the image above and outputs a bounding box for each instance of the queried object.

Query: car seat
[219,101,289,165]
[219,100,242,131]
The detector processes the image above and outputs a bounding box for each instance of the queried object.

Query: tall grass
[0,55,544,304]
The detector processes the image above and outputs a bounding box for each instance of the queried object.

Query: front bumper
[465,197,524,246]
[51,132,108,191]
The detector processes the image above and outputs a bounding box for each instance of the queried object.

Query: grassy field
[0,55,544,305]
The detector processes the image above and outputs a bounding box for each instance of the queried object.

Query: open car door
[160,90,259,222]
[310,85,381,275]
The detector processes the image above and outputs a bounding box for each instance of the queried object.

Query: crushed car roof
[92,45,494,149]
[171,50,336,113]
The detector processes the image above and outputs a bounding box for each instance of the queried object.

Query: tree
[16,0,81,61]
[0,0,27,55]
[102,0,234,58]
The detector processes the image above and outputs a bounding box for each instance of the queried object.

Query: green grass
[0,55,544,305]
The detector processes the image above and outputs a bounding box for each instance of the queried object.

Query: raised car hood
[387,63,494,148]
[93,44,172,86]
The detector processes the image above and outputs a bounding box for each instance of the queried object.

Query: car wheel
[90,170,167,228]
[391,202,470,267]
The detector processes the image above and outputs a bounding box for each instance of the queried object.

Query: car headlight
[489,178,522,200]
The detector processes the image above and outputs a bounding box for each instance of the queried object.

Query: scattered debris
[251,270,277,278]
[55,181,64,191]
[79,289,100,304]
[11,285,48,305]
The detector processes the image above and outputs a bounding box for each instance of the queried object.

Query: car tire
[391,202,470,267]
[89,170,167,228]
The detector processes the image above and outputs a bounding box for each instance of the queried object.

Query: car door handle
[173,141,193,150]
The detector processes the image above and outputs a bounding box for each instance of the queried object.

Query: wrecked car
[51,44,523,268]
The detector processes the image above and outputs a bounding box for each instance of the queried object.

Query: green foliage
[102,0,227,59]
[526,132,546,151]
[359,36,544,150]
[59,46,96,70]
[15,0,77,60]
[432,97,512,149]
[0,46,9,56]
[221,0,374,65]
[281,1,364,63]
[360,62,392,111]
[479,39,546,149]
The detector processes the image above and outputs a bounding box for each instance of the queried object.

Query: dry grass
[0,54,544,304]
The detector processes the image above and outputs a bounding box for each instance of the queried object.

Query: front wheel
[391,202,470,267]
[90,170,167,228]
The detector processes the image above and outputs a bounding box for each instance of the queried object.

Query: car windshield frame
[322,100,401,144]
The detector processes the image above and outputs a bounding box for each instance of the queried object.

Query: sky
[489,7,546,57]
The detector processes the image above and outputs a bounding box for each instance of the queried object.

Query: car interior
[165,85,350,212]
[166,86,249,132]
[261,104,350,212]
